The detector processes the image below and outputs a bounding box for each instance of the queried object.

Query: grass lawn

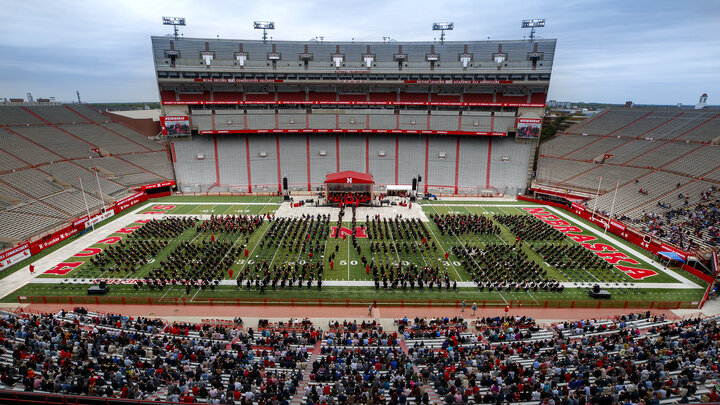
[6,199,707,306]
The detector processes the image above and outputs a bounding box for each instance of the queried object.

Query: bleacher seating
[59,124,150,154]
[0,129,62,166]
[67,104,111,123]
[11,126,94,159]
[538,107,720,251]
[24,105,88,124]
[0,311,716,405]
[0,105,173,245]
[0,106,45,125]
[0,169,65,199]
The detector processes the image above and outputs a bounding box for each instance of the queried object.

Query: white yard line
[496,290,509,306]
[526,290,539,306]
[425,204,465,282]
[235,203,272,279]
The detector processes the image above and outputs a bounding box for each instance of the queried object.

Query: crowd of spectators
[0,310,718,405]
[408,313,719,404]
[618,186,719,251]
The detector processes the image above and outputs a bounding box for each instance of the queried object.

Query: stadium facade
[151,36,556,195]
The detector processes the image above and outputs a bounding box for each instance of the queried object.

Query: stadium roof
[324,171,374,184]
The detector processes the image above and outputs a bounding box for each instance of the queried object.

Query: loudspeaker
[592,284,600,293]
[99,281,107,289]
[412,178,417,191]
[283,177,288,190]
[417,175,422,183]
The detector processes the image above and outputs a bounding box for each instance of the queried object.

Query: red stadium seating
[177,92,210,102]
[369,92,398,103]
[463,93,495,103]
[245,93,275,102]
[431,94,461,104]
[160,91,177,103]
[496,94,528,104]
[213,92,243,102]
[530,93,547,104]
[277,92,306,102]
[399,93,429,103]
[338,94,368,102]
[308,92,337,102]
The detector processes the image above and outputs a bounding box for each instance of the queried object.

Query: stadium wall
[103,112,160,138]
[171,134,531,195]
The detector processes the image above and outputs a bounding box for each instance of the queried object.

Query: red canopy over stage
[324,171,374,206]
[324,171,374,185]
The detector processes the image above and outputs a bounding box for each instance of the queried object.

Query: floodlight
[162,17,186,40]
[432,22,454,44]
[162,17,186,26]
[254,21,275,42]
[432,22,454,30]
[521,18,545,40]
[521,19,544,28]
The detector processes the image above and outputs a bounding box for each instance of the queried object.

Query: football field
[3,196,708,307]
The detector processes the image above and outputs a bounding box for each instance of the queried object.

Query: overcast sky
[0,0,717,104]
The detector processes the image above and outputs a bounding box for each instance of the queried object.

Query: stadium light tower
[521,19,545,40]
[254,21,275,43]
[432,22,454,44]
[162,17,186,40]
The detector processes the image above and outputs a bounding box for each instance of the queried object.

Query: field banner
[141,181,175,191]
[84,209,115,230]
[516,117,542,139]
[160,116,190,136]
[30,226,79,254]
[0,243,31,272]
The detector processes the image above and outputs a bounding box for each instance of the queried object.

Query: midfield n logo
[330,226,368,238]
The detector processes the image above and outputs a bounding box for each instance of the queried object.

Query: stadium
[0,8,719,405]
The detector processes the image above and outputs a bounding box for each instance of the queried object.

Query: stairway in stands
[290,340,322,404]
[400,337,443,404]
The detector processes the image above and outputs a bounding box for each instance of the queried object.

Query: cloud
[0,0,717,104]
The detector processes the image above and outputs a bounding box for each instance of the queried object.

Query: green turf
[6,199,707,305]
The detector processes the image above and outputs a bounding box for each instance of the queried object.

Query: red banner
[610,220,626,231]
[76,209,115,230]
[114,192,146,212]
[190,78,515,85]
[30,226,78,254]
[0,243,31,272]
[162,100,545,107]
[194,79,283,83]
[141,181,175,190]
[404,80,513,84]
[72,216,89,227]
[660,244,688,261]
[199,128,507,136]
